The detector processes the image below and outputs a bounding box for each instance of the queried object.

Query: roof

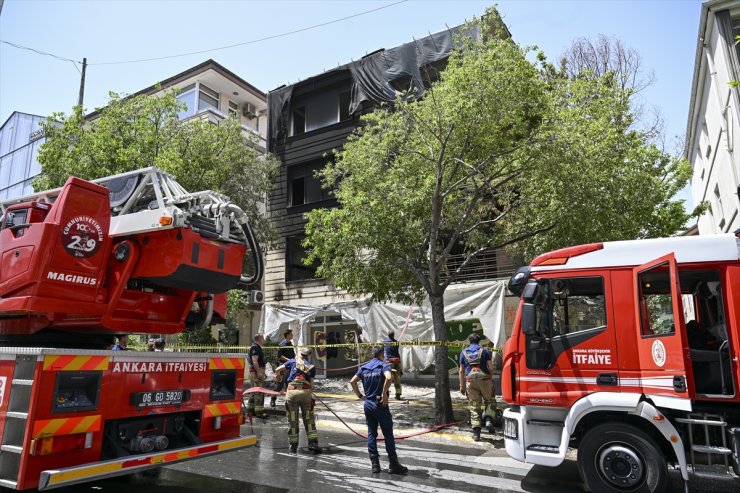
[531,234,740,272]
[86,59,265,120]
[0,110,46,131]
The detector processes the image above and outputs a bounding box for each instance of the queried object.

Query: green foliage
[511,71,697,260]
[36,89,279,244]
[177,326,217,346]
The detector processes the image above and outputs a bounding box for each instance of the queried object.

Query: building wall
[689,3,740,234]
[0,112,45,200]
[265,73,357,306]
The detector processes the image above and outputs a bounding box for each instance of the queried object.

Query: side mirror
[521,302,536,336]
[3,212,14,230]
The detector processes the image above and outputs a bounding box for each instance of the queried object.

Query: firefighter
[271,329,296,408]
[350,346,408,475]
[382,330,403,400]
[274,347,322,453]
[247,334,268,418]
[459,333,496,441]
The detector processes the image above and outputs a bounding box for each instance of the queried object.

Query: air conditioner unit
[242,103,257,119]
[248,290,264,304]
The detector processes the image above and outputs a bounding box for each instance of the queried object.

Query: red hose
[243,387,462,440]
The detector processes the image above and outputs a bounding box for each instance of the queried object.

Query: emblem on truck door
[651,339,666,367]
[61,216,104,258]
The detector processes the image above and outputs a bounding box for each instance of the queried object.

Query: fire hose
[242,387,462,440]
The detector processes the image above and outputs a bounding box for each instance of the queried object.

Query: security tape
[151,340,502,352]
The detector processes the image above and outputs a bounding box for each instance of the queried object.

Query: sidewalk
[244,377,504,445]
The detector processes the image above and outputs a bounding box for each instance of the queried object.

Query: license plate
[132,390,185,407]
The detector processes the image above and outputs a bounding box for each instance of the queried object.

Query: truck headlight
[503,417,518,440]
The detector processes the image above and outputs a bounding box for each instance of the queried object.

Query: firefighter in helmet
[275,347,322,453]
[459,333,497,441]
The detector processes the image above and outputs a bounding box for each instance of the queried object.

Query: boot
[388,455,408,475]
[473,427,481,442]
[308,441,323,454]
[395,394,402,400]
[289,443,298,453]
[270,397,277,408]
[370,454,381,473]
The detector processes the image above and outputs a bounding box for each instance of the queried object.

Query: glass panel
[638,263,675,336]
[28,140,42,177]
[0,155,12,189]
[198,84,219,111]
[550,277,606,336]
[10,146,29,185]
[176,90,196,120]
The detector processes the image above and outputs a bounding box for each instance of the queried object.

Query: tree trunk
[429,291,454,424]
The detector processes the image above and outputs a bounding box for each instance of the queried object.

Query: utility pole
[77,57,87,107]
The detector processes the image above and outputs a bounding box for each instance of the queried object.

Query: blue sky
[1,1,701,162]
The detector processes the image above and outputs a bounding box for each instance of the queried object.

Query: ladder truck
[0,167,263,490]
[502,233,740,493]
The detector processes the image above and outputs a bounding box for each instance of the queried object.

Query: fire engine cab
[502,233,740,493]
[0,168,261,490]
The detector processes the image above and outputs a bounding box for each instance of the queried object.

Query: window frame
[285,235,319,282]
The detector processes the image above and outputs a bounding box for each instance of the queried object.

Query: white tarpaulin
[259,280,507,372]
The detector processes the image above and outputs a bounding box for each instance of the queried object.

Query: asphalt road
[21,419,740,493]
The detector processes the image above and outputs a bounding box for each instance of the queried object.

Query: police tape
[156,340,502,352]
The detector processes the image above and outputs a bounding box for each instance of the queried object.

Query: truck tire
[577,422,667,493]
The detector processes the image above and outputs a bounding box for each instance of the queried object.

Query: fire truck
[0,167,262,490]
[502,233,740,493]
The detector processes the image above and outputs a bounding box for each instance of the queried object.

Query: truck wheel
[577,423,667,493]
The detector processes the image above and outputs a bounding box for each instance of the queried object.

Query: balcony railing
[181,108,266,153]
[445,248,517,283]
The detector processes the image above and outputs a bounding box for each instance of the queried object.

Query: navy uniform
[247,336,267,418]
[459,334,497,441]
[271,331,296,407]
[382,333,402,400]
[350,347,408,474]
[276,348,321,453]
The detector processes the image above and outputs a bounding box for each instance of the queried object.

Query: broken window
[286,236,319,281]
[292,106,306,136]
[287,159,332,207]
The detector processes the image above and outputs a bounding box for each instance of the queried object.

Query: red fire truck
[0,168,262,490]
[502,233,740,493]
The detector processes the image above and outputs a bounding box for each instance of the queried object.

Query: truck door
[632,253,692,403]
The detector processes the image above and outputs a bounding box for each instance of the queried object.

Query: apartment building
[262,24,516,374]
[687,0,740,234]
[0,59,268,205]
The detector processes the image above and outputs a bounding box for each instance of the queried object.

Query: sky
[0,0,703,203]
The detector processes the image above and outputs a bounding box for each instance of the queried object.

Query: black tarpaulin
[268,23,472,150]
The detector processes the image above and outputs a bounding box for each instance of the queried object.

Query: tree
[36,89,278,242]
[303,10,697,424]
[561,34,663,142]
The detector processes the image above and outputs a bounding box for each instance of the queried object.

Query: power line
[91,0,408,66]
[1,1,406,67]
[0,39,80,64]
